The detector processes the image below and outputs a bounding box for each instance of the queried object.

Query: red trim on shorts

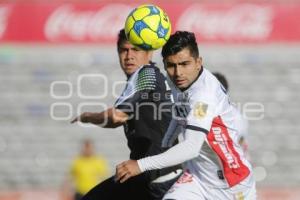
[207,116,250,187]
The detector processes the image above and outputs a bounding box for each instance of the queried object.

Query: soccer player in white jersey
[115,31,256,200]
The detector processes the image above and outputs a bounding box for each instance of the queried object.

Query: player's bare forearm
[70,112,107,126]
[71,108,128,128]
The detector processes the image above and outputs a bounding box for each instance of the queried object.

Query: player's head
[162,31,202,90]
[117,29,153,76]
[212,72,229,91]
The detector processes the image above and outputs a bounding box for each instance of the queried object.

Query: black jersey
[115,63,179,181]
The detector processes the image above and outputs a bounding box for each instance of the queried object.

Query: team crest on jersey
[193,102,208,119]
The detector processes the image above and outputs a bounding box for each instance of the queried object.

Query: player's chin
[125,67,138,75]
[176,82,188,90]
[124,69,135,76]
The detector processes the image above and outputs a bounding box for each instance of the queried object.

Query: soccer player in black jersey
[71,29,181,200]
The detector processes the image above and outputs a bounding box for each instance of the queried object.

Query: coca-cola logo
[44,4,132,41]
[177,4,274,41]
[0,6,10,39]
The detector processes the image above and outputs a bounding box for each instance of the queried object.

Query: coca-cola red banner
[1,2,300,44]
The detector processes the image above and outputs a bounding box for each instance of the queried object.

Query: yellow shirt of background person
[71,155,109,195]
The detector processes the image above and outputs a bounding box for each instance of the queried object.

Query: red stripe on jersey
[207,116,250,187]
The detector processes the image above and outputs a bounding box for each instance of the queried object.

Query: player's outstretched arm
[115,129,207,183]
[71,108,129,128]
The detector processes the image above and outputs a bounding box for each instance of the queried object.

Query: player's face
[164,48,202,90]
[118,41,153,76]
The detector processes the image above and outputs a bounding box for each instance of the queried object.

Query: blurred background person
[62,139,110,200]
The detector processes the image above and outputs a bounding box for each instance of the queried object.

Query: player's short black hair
[213,72,229,91]
[161,31,199,59]
[117,29,127,52]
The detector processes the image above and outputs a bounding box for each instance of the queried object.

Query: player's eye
[119,48,127,53]
[179,62,189,67]
[166,62,176,68]
[132,47,142,52]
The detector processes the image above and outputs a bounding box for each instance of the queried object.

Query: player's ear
[163,59,167,70]
[196,56,202,70]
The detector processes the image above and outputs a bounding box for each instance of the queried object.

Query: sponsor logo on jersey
[212,127,240,169]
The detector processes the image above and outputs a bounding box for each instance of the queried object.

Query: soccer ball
[124,4,171,50]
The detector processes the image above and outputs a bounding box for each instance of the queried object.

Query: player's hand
[70,112,92,124]
[115,160,141,183]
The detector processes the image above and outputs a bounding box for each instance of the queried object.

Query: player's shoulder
[191,68,219,97]
[186,68,222,108]
[138,62,166,83]
[138,64,156,78]
[139,62,163,76]
[130,63,160,91]
[203,68,221,89]
[204,69,226,98]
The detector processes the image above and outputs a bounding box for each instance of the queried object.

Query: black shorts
[82,173,180,200]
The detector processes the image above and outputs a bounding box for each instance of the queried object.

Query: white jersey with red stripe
[168,67,253,188]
